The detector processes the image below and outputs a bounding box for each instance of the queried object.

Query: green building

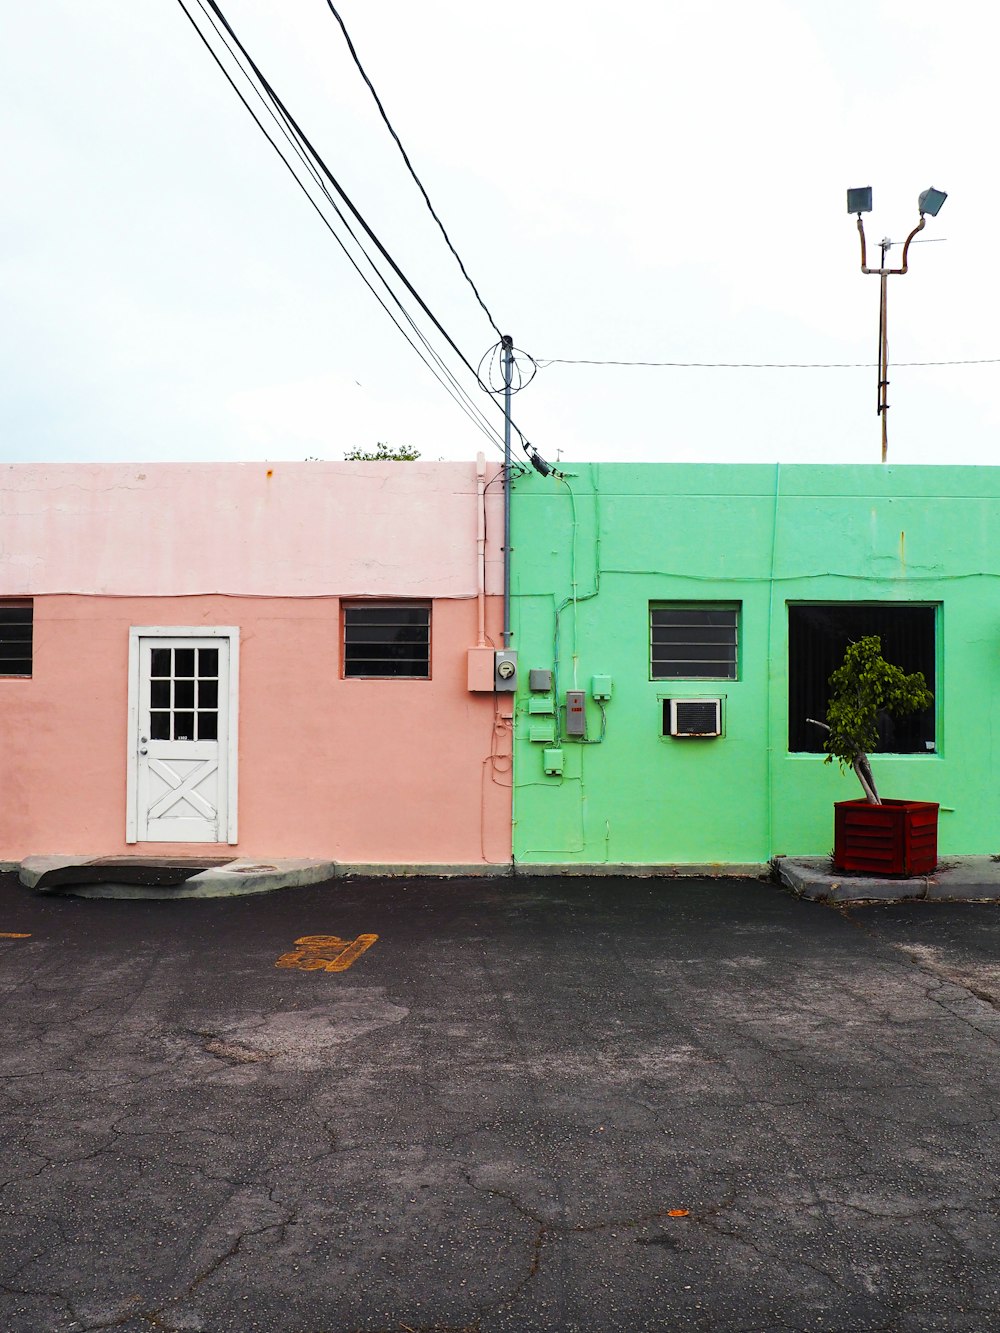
[511,463,1000,870]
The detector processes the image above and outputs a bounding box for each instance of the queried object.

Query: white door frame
[126,626,240,844]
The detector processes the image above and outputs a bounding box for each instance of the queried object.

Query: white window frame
[126,626,240,844]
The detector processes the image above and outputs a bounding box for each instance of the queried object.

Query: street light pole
[848,186,946,463]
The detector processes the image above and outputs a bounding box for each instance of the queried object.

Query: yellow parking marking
[0,933,31,939]
[275,933,378,973]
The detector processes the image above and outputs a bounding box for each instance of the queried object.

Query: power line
[178,0,508,455]
[200,0,488,395]
[322,1,503,339]
[180,0,540,469]
[536,356,1000,370]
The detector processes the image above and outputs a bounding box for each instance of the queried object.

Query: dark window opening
[650,604,739,680]
[344,604,430,679]
[788,603,936,754]
[0,601,33,677]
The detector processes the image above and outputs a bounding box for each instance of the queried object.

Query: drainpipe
[476,452,487,647]
[502,334,513,647]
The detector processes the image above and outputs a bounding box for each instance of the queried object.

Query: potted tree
[808,635,937,876]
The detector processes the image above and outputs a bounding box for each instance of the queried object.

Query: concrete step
[18,855,337,899]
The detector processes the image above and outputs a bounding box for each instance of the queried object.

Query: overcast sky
[3,1,996,469]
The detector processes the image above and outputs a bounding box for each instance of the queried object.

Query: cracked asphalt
[1,871,999,1333]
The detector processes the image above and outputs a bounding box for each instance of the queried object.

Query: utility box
[565,690,586,737]
[494,649,517,692]
[529,668,553,693]
[543,747,564,776]
[591,674,613,701]
[530,720,556,745]
[467,647,496,692]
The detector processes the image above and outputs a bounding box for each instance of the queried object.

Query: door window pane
[198,679,219,709]
[174,679,195,709]
[198,648,219,678]
[197,711,218,741]
[174,649,195,678]
[150,648,171,677]
[174,712,195,740]
[150,680,170,709]
[150,712,170,740]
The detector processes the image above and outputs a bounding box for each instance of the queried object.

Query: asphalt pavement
[1,871,999,1333]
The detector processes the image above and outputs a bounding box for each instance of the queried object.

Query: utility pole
[877,237,890,464]
[502,333,513,647]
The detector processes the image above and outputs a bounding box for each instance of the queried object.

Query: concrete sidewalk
[775,853,1000,903]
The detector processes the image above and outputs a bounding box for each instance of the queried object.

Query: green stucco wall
[510,463,1000,866]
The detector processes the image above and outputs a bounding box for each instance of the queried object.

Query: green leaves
[344,442,421,461]
[823,635,933,799]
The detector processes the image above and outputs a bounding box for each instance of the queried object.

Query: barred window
[343,604,430,679]
[0,601,32,677]
[788,603,936,753]
[650,603,739,680]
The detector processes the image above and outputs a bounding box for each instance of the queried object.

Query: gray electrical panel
[565,689,586,737]
[494,649,517,692]
[529,668,552,693]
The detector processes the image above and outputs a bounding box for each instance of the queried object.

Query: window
[148,644,219,741]
[0,601,32,677]
[343,604,430,678]
[650,603,739,680]
[788,603,936,753]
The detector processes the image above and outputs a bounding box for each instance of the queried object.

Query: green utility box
[543,747,564,775]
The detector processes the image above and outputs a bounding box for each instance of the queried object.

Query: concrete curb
[337,862,512,879]
[514,862,771,879]
[773,855,1000,904]
[14,857,779,900]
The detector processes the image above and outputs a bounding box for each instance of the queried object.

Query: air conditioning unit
[667,698,722,738]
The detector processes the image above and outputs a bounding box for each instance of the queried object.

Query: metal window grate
[0,602,33,677]
[344,605,430,678]
[650,604,738,680]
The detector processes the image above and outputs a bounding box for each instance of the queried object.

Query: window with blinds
[788,603,937,753]
[0,601,32,677]
[343,604,431,678]
[650,604,739,680]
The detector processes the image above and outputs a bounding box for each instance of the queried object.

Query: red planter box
[833,799,939,876]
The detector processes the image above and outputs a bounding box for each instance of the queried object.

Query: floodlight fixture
[847,186,873,215]
[918,186,947,217]
[846,183,948,463]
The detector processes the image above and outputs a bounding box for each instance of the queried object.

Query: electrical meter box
[494,649,517,692]
[565,690,586,737]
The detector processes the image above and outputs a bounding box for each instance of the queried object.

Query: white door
[135,637,230,842]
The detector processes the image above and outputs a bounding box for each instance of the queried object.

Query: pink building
[0,460,511,869]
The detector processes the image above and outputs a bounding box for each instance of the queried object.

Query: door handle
[139,737,148,755]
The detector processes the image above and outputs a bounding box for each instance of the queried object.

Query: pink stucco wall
[0,594,511,863]
[0,462,511,864]
[0,461,503,597]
